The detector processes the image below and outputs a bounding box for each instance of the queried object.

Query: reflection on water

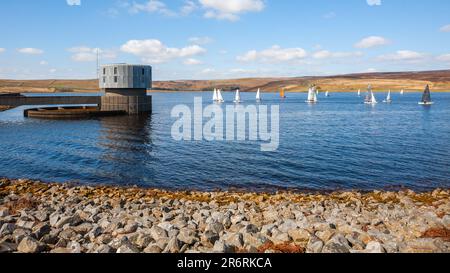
[0,92,449,192]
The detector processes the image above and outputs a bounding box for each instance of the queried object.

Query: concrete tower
[99,64,152,114]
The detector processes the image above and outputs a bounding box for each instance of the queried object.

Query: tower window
[114,67,118,74]
[103,68,106,75]
[114,76,118,83]
[142,68,145,75]
[102,77,106,83]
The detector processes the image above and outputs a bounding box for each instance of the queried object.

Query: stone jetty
[0,178,449,253]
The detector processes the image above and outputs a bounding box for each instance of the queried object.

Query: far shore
[0,178,448,253]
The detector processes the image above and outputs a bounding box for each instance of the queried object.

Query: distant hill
[1,70,449,94]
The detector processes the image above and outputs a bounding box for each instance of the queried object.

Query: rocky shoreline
[0,178,449,253]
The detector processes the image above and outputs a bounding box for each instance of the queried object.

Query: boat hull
[418,102,434,105]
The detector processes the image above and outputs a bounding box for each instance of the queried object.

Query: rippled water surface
[0,92,449,191]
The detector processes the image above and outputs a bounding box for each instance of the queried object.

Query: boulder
[17,237,46,253]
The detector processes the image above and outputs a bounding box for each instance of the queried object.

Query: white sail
[325,91,330,97]
[256,88,261,101]
[358,89,361,96]
[364,84,377,104]
[306,87,318,103]
[371,92,378,104]
[234,89,241,103]
[400,89,404,95]
[384,90,392,103]
[217,89,224,102]
[213,89,218,102]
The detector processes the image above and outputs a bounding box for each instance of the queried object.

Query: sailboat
[325,91,330,97]
[383,89,392,103]
[400,89,404,95]
[358,89,361,96]
[217,89,224,103]
[234,89,242,103]
[364,84,378,104]
[280,88,286,99]
[306,86,318,103]
[212,88,218,102]
[256,88,262,102]
[419,85,433,105]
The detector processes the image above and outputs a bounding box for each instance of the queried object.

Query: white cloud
[188,36,213,45]
[17,48,44,55]
[121,39,206,64]
[440,24,450,32]
[183,58,203,65]
[354,36,389,49]
[323,12,336,19]
[237,45,307,63]
[66,0,81,6]
[312,50,363,59]
[49,68,57,73]
[68,47,117,62]
[181,1,198,15]
[129,0,197,17]
[367,0,381,6]
[378,50,426,62]
[437,53,450,62]
[130,0,176,16]
[39,61,48,65]
[0,48,5,53]
[201,68,215,74]
[199,0,265,21]
[365,68,378,73]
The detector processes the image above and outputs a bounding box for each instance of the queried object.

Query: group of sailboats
[214,88,263,103]
[212,88,225,103]
[212,84,434,105]
[363,84,433,105]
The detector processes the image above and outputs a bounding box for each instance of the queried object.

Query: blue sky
[0,0,449,80]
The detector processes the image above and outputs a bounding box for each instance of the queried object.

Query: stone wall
[100,96,152,114]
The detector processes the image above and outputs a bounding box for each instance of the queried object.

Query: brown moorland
[0,69,449,94]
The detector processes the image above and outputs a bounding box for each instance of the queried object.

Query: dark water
[0,92,449,192]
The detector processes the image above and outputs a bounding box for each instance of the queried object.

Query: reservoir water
[0,92,449,192]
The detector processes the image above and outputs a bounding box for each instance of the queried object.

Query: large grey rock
[223,232,244,249]
[17,237,46,253]
[201,230,220,247]
[177,228,198,245]
[0,223,15,237]
[365,241,386,253]
[0,242,17,253]
[213,241,236,253]
[93,244,115,253]
[288,229,310,242]
[150,226,168,241]
[32,223,51,240]
[278,219,298,233]
[143,244,162,253]
[67,241,82,253]
[206,221,224,234]
[54,214,82,228]
[322,242,350,253]
[163,237,181,253]
[16,219,35,230]
[306,236,324,253]
[116,243,140,253]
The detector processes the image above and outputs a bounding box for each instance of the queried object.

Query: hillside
[0,70,449,94]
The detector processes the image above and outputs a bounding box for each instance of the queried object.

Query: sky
[0,0,449,80]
